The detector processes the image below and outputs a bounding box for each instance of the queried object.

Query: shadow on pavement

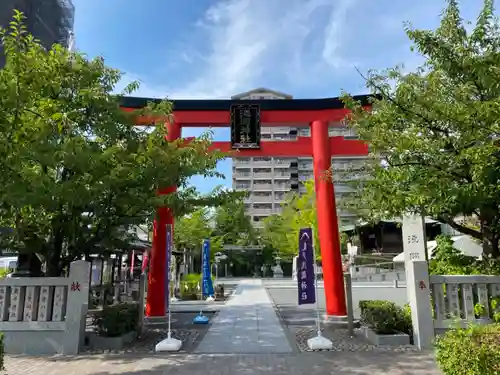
[5,351,441,375]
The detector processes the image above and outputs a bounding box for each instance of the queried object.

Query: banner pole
[166,225,172,339]
[199,240,204,315]
[193,239,210,324]
[304,226,333,351]
[154,224,182,352]
[311,226,322,338]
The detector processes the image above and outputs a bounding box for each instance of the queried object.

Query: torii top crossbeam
[120,94,372,319]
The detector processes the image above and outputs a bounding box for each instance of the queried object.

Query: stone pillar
[406,260,434,350]
[63,260,91,355]
[272,260,284,278]
[292,256,298,281]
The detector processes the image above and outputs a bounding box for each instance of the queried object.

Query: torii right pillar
[311,120,347,317]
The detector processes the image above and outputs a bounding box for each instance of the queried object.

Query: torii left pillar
[311,120,347,318]
[146,122,181,317]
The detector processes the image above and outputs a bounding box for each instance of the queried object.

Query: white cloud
[321,0,357,68]
[117,0,485,101]
[119,0,358,99]
[115,72,170,99]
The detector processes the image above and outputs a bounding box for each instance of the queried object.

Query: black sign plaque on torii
[230,104,261,149]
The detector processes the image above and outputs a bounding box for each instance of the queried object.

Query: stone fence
[407,260,500,350]
[430,274,500,329]
[0,260,90,355]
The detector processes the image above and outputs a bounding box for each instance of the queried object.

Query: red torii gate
[120,95,371,319]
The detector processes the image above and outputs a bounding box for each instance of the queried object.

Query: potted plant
[87,302,139,350]
[359,300,411,346]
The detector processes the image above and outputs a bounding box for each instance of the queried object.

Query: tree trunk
[15,253,43,276]
[46,249,62,276]
[489,236,500,259]
[46,228,64,277]
[480,214,500,259]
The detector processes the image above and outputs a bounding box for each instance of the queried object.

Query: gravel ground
[83,311,218,354]
[269,299,418,353]
[293,326,419,353]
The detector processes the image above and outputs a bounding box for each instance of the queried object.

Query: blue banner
[201,239,214,297]
[165,224,172,315]
[297,228,316,305]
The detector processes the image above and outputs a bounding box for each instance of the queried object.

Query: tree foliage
[0,12,238,275]
[173,208,212,254]
[174,199,256,255]
[211,199,256,246]
[429,235,500,275]
[342,0,500,258]
[260,181,320,260]
[173,200,258,271]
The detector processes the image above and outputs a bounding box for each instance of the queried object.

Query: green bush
[180,273,216,299]
[182,273,202,283]
[398,303,413,342]
[359,300,412,335]
[0,269,10,279]
[435,323,500,375]
[475,297,500,323]
[93,302,139,337]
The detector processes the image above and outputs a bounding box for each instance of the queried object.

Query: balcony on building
[274,168,291,179]
[274,192,286,201]
[252,157,273,166]
[252,204,273,215]
[273,204,283,214]
[235,182,251,191]
[233,157,252,166]
[273,157,293,167]
[253,168,273,179]
[299,172,313,182]
[234,168,252,180]
[298,160,313,170]
[274,183,291,191]
[251,192,273,203]
[253,180,273,191]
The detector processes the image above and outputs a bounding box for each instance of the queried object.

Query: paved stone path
[194,279,293,354]
[5,352,441,375]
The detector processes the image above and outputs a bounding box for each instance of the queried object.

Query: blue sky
[73,0,482,194]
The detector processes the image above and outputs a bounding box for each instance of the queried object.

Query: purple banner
[297,228,316,305]
[165,224,172,315]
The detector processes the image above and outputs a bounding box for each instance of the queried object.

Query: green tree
[0,12,237,275]
[342,0,500,258]
[261,180,320,260]
[174,208,212,253]
[211,199,256,246]
[174,208,213,273]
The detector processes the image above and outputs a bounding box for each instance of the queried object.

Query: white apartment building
[231,88,366,228]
